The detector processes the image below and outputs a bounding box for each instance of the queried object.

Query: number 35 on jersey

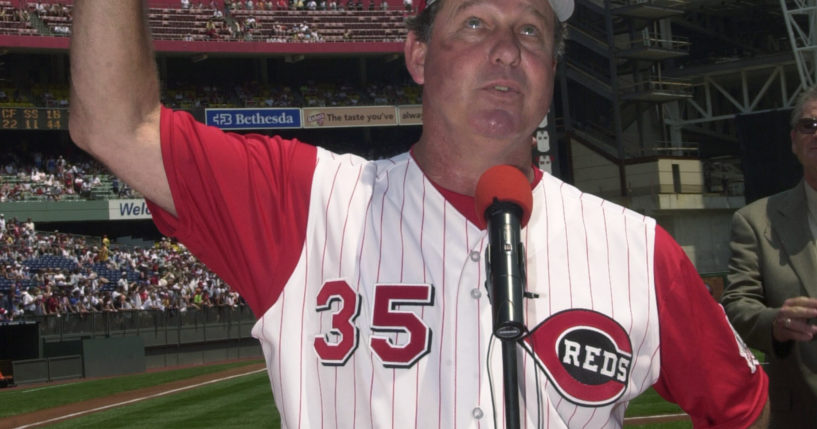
[314,280,435,368]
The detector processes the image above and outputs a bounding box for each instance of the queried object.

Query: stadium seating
[1,0,409,42]
[0,226,240,321]
[23,254,78,271]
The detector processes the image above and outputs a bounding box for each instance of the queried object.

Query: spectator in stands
[71,289,90,314]
[100,293,116,311]
[21,287,42,315]
[205,19,218,39]
[403,0,411,11]
[228,20,244,39]
[181,0,191,9]
[23,218,34,233]
[116,271,129,292]
[0,291,9,318]
[42,288,59,315]
[114,293,132,310]
[33,2,47,17]
[244,16,256,30]
[11,303,24,320]
[12,7,28,22]
[380,0,388,10]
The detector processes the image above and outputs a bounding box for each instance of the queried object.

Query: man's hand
[773,296,817,342]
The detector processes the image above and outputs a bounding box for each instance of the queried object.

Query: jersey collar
[409,150,542,229]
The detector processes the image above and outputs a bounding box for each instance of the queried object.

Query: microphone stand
[484,204,526,429]
[500,340,521,429]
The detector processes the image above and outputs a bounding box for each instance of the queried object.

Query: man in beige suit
[722,86,817,429]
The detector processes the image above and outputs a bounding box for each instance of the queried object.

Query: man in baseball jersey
[69,0,770,427]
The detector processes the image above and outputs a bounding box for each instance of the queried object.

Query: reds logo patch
[523,309,632,407]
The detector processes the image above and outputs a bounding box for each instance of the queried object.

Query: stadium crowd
[3,0,411,42]
[0,219,241,322]
[0,0,415,321]
[0,154,138,202]
[2,78,420,110]
[158,78,420,109]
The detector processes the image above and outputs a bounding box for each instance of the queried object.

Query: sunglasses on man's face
[795,117,817,134]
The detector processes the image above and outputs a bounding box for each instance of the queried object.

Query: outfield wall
[7,307,262,383]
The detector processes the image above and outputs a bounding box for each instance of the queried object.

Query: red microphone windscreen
[474,165,534,229]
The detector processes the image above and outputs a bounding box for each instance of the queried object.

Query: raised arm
[69,0,175,215]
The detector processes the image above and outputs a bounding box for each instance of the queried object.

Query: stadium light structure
[781,0,817,90]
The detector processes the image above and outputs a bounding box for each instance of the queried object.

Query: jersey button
[469,250,480,262]
[472,407,484,419]
[470,288,482,299]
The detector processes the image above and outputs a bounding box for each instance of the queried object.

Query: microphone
[475,165,533,341]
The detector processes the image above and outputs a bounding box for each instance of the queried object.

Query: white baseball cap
[548,0,573,22]
[425,0,574,22]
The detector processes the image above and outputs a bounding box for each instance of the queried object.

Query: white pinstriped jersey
[252,148,659,429]
[150,108,768,429]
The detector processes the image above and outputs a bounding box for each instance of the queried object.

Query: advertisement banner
[205,108,302,130]
[303,106,397,128]
[398,105,423,125]
[109,199,152,220]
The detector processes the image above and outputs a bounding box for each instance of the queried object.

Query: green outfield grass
[0,359,265,419]
[44,370,278,428]
[624,388,684,418]
[2,359,689,428]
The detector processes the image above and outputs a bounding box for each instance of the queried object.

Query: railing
[0,173,142,202]
[610,0,688,8]
[618,77,694,97]
[633,142,699,158]
[626,33,690,52]
[18,306,257,343]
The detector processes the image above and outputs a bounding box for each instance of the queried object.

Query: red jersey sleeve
[652,225,768,428]
[146,107,317,317]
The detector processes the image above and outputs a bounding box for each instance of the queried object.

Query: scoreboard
[0,107,68,130]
